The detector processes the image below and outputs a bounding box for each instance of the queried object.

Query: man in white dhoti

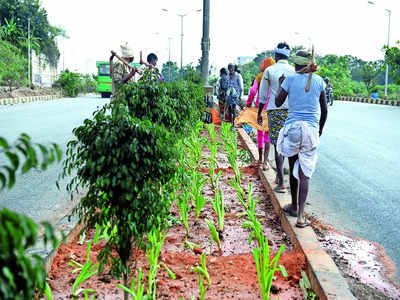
[275,50,328,228]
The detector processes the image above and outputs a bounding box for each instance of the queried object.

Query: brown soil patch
[48,129,305,299]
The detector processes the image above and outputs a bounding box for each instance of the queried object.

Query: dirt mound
[0,86,59,99]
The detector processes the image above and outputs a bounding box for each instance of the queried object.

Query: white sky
[41,0,400,75]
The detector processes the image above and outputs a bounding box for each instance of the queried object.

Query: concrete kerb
[0,94,61,105]
[27,212,82,274]
[237,128,356,300]
[339,96,400,107]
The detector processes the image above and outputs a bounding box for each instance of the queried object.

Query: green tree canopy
[0,0,65,67]
[385,41,400,84]
[0,40,27,91]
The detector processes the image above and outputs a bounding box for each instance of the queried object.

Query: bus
[96,61,142,98]
[96,61,112,98]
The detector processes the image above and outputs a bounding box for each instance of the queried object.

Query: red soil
[48,130,306,299]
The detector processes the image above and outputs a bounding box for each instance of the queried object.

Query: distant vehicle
[96,61,141,98]
[96,61,112,98]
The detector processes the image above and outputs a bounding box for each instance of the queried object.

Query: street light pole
[367,1,391,98]
[28,18,31,87]
[168,37,172,81]
[200,0,210,84]
[384,9,391,98]
[178,14,186,72]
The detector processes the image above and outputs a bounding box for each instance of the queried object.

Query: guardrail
[338,96,400,107]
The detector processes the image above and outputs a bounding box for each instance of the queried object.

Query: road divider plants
[211,171,225,232]
[205,218,222,251]
[253,234,287,300]
[191,253,210,300]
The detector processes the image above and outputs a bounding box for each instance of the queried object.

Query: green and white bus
[96,61,112,98]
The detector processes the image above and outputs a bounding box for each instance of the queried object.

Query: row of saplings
[0,70,286,300]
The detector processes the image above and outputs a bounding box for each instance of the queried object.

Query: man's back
[259,60,295,109]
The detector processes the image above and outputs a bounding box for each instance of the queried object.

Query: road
[307,101,400,280]
[0,96,109,226]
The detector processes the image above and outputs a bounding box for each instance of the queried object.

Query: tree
[53,70,82,97]
[62,73,204,300]
[385,41,400,84]
[354,60,384,94]
[0,0,65,67]
[0,40,27,91]
[161,61,179,82]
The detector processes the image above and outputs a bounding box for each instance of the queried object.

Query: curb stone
[237,128,356,300]
[338,96,400,106]
[27,213,82,274]
[0,94,61,106]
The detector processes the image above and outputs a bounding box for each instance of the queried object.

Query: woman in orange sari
[245,57,275,169]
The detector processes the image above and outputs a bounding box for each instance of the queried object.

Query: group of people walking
[219,42,328,228]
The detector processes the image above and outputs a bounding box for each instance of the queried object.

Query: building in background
[31,53,57,87]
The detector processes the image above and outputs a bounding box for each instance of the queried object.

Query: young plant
[69,240,98,300]
[252,234,288,300]
[191,253,211,300]
[177,191,190,237]
[220,122,240,183]
[117,268,146,300]
[299,270,317,300]
[211,171,225,232]
[146,227,176,298]
[190,169,207,219]
[241,183,263,246]
[205,123,219,188]
[205,218,221,251]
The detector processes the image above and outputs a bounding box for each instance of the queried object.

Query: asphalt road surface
[307,101,400,280]
[0,95,109,226]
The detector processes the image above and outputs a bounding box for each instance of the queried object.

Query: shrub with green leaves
[54,70,82,97]
[0,209,58,300]
[0,40,27,91]
[62,101,178,293]
[113,72,204,137]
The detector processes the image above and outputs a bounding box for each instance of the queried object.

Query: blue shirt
[281,73,325,127]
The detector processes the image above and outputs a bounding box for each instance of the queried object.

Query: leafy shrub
[54,70,82,97]
[0,40,27,91]
[0,209,58,300]
[63,99,179,284]
[0,134,61,300]
[114,71,204,137]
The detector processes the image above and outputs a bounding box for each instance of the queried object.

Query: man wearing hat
[110,42,137,95]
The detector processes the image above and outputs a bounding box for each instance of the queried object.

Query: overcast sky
[41,0,400,74]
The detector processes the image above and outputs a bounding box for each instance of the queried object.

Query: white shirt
[259,60,295,110]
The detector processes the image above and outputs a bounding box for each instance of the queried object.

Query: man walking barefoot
[274,50,328,227]
[258,42,295,193]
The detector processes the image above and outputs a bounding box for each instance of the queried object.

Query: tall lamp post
[161,8,201,75]
[200,0,210,84]
[28,18,31,87]
[368,1,391,98]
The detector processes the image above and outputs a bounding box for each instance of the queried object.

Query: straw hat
[120,42,134,59]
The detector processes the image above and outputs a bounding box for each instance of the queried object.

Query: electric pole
[28,18,31,87]
[200,0,210,84]
[178,14,186,74]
